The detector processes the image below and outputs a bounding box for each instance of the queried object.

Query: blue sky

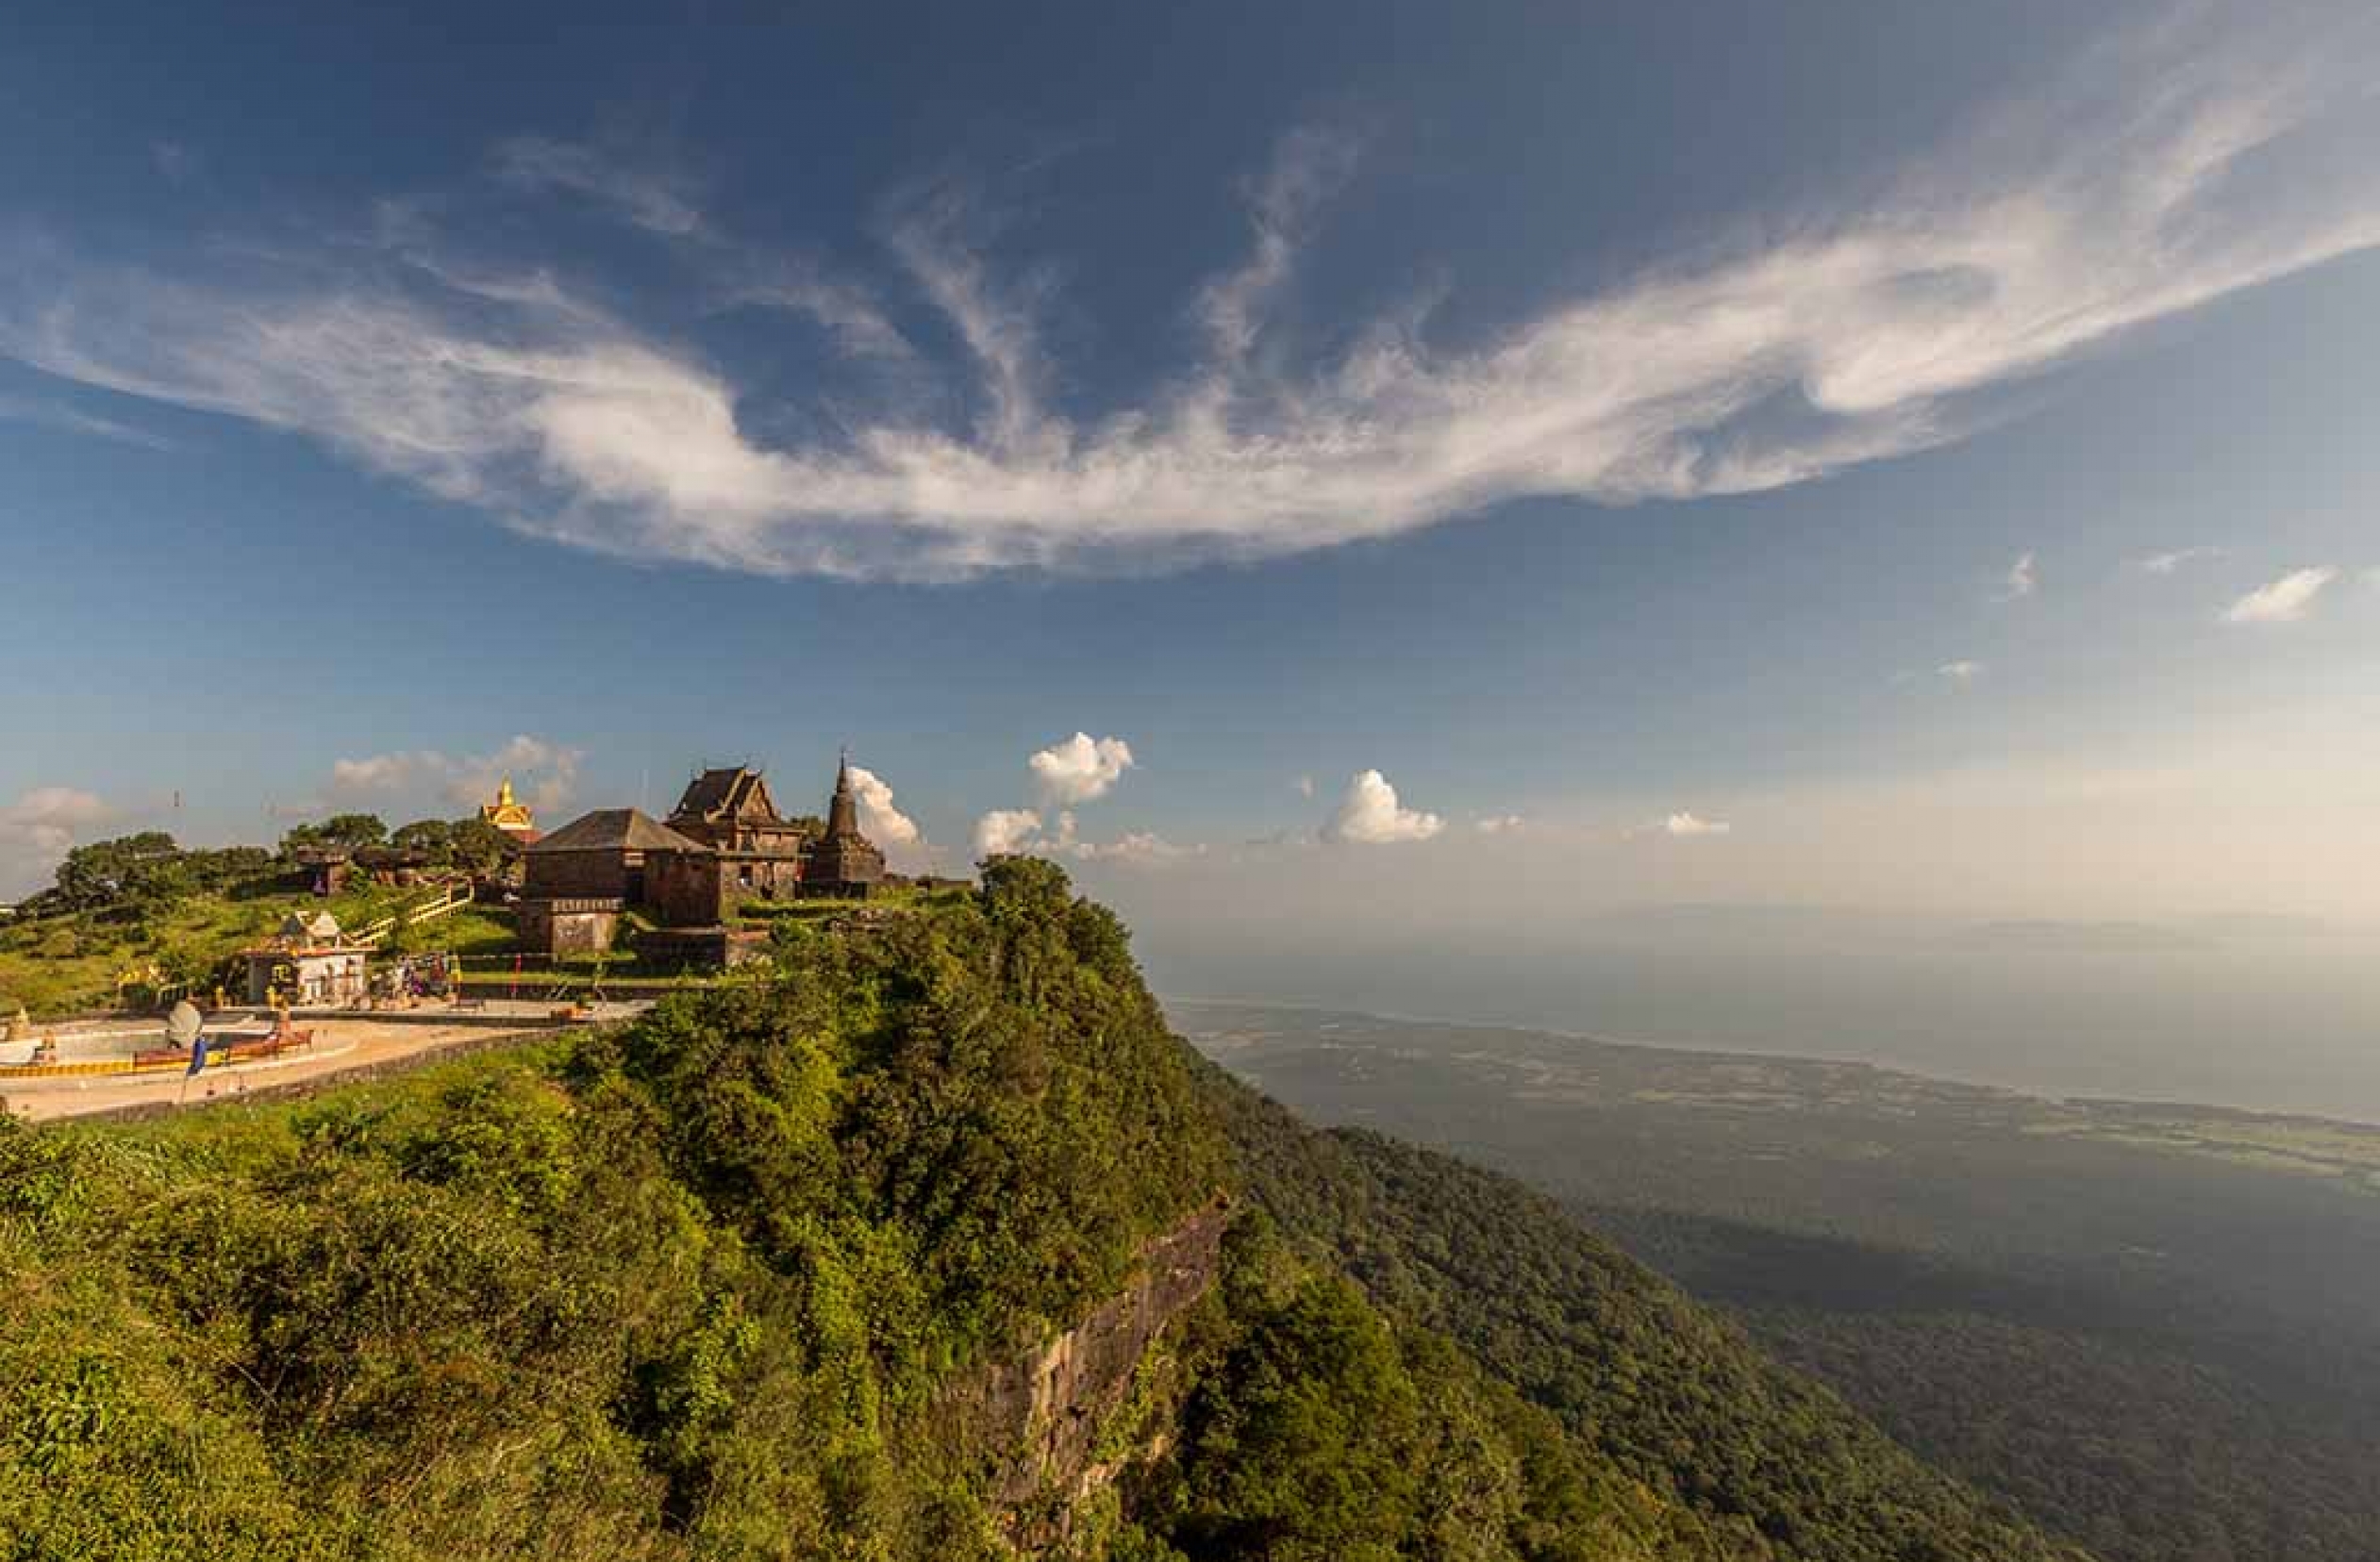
[3,0,2377,930]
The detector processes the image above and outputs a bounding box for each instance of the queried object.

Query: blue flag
[185,1033,208,1076]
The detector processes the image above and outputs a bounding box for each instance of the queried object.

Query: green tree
[445,817,516,875]
[51,832,183,913]
[391,818,456,860]
[278,813,388,857]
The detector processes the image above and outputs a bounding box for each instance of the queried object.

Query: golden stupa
[479,776,537,837]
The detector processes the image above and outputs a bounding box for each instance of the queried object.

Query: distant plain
[1173,997,2380,1562]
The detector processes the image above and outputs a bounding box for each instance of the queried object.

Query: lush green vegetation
[3,872,2090,1560]
[1180,1002,2380,1562]
[1112,1216,1722,1562]
[1195,1067,2080,1562]
[1,860,1224,1558]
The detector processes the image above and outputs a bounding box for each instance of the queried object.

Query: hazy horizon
[1141,906,2380,1124]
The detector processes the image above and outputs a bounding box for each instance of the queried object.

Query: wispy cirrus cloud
[491,136,705,237]
[4,9,2377,582]
[1996,551,2039,601]
[2138,545,2225,574]
[150,141,201,186]
[2224,566,2338,624]
[0,394,175,451]
[1195,123,1363,371]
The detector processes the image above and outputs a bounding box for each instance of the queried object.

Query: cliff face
[960,1198,1231,1550]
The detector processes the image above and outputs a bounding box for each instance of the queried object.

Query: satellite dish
[166,1000,203,1047]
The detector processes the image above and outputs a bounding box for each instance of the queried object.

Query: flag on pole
[185,1033,208,1075]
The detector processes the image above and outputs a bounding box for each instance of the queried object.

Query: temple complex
[514,756,889,955]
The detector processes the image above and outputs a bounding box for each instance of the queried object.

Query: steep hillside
[2,864,2082,1561]
[1199,1069,2087,1562]
[2,858,1224,1557]
[1178,1002,2380,1562]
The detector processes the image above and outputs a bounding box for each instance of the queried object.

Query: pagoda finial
[496,774,516,806]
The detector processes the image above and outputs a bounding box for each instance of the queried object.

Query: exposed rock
[956,1196,1230,1551]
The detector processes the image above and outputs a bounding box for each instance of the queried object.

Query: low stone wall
[517,897,623,955]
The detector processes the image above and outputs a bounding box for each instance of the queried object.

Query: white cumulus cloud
[2,787,110,856]
[1028,733,1136,806]
[2224,566,2338,624]
[1937,659,1986,685]
[0,786,111,895]
[968,806,1197,868]
[1997,551,2039,601]
[1071,830,1202,868]
[973,807,1043,858]
[1664,811,1733,838]
[1323,770,1443,845]
[845,764,929,872]
[329,734,584,814]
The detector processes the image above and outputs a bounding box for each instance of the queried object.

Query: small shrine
[241,912,370,1007]
[479,776,540,840]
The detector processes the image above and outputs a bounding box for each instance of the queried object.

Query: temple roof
[480,774,536,830]
[527,808,704,855]
[671,766,782,825]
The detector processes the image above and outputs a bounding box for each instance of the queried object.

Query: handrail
[351,883,474,948]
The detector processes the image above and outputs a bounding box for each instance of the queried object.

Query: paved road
[4,1001,651,1122]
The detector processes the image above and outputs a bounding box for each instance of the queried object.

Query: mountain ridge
[2,864,2085,1560]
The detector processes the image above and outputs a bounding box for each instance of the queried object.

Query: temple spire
[826,749,861,839]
